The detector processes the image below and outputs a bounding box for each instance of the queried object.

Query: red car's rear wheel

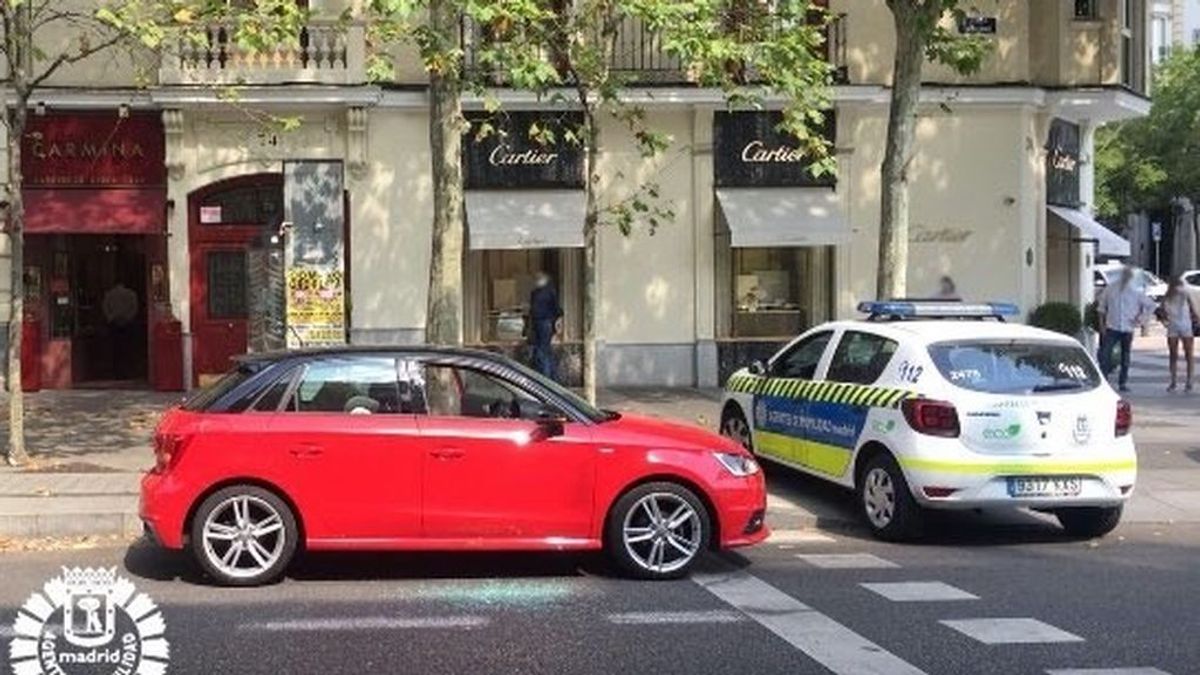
[191,485,298,586]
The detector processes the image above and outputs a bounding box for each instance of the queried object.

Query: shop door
[191,244,251,383]
[189,175,283,386]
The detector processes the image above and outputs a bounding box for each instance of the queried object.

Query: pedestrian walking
[528,271,563,381]
[1098,265,1155,392]
[1158,275,1198,392]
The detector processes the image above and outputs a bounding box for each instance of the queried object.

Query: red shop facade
[20,111,180,390]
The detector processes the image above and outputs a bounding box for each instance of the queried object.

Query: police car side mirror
[748,360,767,377]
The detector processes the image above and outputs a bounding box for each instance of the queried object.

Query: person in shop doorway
[933,275,960,300]
[529,272,563,381]
[102,279,140,378]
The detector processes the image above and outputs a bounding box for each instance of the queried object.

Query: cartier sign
[714,111,836,188]
[22,112,165,188]
[1046,118,1081,208]
[464,111,584,189]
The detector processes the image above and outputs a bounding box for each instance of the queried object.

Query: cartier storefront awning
[716,188,849,248]
[465,190,586,249]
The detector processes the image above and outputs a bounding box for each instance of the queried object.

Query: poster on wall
[283,160,346,348]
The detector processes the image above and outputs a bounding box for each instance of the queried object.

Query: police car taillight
[1115,400,1132,437]
[901,399,960,438]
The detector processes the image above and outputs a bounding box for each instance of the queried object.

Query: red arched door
[188,174,282,386]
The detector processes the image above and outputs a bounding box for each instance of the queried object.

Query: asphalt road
[3,484,1197,675]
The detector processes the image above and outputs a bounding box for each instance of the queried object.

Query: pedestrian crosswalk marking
[694,570,928,675]
[241,615,490,631]
[1051,662,1171,667]
[940,618,1084,644]
[767,529,836,544]
[607,610,744,625]
[796,553,899,569]
[860,581,978,602]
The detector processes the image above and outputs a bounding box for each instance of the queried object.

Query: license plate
[1007,476,1082,498]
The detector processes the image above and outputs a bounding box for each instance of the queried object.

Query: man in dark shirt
[529,272,563,380]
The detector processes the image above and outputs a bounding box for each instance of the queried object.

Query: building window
[1074,0,1099,19]
[199,184,282,226]
[206,250,249,319]
[728,247,834,339]
[470,249,582,344]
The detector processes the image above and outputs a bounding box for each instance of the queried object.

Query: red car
[141,348,767,585]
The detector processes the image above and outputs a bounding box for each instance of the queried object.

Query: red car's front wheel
[606,482,711,580]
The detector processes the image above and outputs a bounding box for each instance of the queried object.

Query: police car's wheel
[859,454,922,541]
[1054,506,1123,538]
[606,482,711,580]
[191,485,298,587]
[720,407,754,454]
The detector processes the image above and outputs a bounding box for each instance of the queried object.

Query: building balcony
[159,22,367,86]
[461,12,849,87]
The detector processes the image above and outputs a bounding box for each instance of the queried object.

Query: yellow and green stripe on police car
[729,373,915,478]
[727,374,914,410]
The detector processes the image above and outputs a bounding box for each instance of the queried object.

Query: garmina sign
[464,111,585,189]
[714,110,836,188]
[1046,118,1081,208]
[22,112,166,188]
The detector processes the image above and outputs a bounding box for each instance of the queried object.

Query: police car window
[773,331,833,379]
[1185,272,1200,286]
[927,340,1101,395]
[827,331,898,385]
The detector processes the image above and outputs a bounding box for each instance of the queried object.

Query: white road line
[241,616,490,632]
[1051,662,1171,667]
[694,570,928,675]
[940,618,1084,645]
[1047,669,1172,675]
[606,610,744,625]
[796,553,899,569]
[768,529,836,544]
[860,581,978,602]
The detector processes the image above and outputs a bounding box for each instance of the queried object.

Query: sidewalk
[1,347,1198,538]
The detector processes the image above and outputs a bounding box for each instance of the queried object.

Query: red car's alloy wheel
[620,491,704,575]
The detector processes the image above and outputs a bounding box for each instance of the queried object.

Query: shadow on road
[123,538,617,587]
[763,462,1088,548]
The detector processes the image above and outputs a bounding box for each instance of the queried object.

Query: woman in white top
[1159,276,1197,392]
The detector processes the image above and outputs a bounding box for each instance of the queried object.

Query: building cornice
[0,84,1148,121]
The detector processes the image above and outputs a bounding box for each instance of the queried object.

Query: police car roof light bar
[857,300,1020,322]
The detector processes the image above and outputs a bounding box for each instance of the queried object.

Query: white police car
[719,301,1136,540]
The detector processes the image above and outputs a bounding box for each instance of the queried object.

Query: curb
[0,511,143,538]
[0,472,142,538]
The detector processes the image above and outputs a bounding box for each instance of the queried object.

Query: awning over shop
[716,188,849,247]
[21,188,165,234]
[465,190,585,249]
[1048,205,1131,258]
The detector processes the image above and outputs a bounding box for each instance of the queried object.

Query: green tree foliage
[1096,47,1200,219]
[1,0,307,465]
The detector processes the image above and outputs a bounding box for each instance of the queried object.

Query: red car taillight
[153,433,189,473]
[1115,400,1132,437]
[901,398,960,438]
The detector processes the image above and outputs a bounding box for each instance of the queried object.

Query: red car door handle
[431,448,465,460]
[289,446,324,458]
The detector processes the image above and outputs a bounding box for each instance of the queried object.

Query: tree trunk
[581,112,600,404]
[5,1,30,466]
[876,3,930,301]
[6,102,27,466]
[425,0,465,346]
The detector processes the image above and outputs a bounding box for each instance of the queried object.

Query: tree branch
[28,31,127,89]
